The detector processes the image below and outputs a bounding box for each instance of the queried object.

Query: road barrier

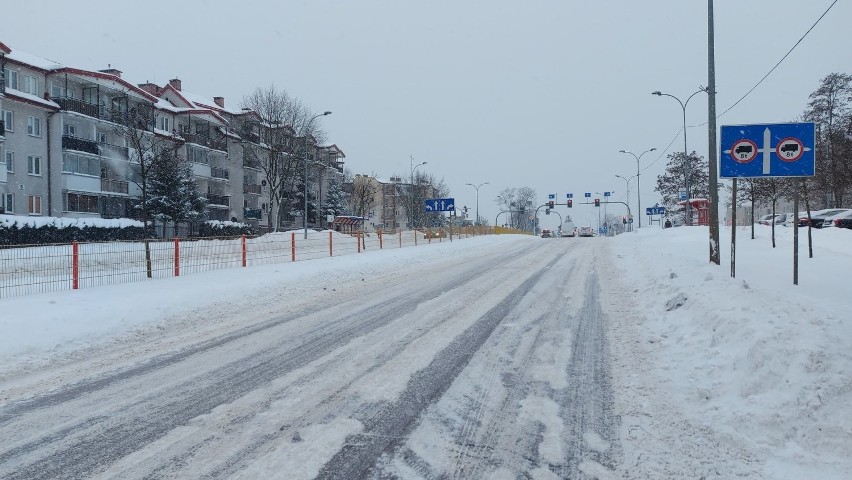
[0,227,494,298]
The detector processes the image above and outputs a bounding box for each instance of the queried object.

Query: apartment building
[0,41,345,231]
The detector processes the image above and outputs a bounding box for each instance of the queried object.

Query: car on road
[578,226,594,237]
[541,229,553,238]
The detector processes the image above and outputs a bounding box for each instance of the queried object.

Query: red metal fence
[0,227,493,298]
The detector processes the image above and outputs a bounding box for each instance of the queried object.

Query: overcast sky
[3,0,850,228]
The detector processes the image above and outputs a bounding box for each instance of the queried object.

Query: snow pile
[0,214,143,229]
[609,225,852,478]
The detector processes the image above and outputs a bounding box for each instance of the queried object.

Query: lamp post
[304,111,332,239]
[410,158,427,229]
[615,174,637,231]
[652,88,706,225]
[465,182,489,226]
[618,147,656,229]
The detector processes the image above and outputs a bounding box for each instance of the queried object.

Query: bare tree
[241,86,328,231]
[350,175,379,219]
[496,187,537,230]
[119,102,182,277]
[803,73,852,208]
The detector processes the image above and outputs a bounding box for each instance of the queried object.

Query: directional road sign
[566,193,573,198]
[646,206,666,216]
[584,192,591,198]
[548,193,556,200]
[604,191,611,197]
[424,197,455,212]
[720,122,815,178]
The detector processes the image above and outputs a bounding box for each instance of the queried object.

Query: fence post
[378,231,383,249]
[357,233,361,253]
[291,232,296,262]
[174,238,180,277]
[329,231,333,257]
[72,241,79,290]
[414,230,418,246]
[241,234,247,267]
[399,228,402,248]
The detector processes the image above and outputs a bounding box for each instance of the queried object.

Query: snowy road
[0,237,619,479]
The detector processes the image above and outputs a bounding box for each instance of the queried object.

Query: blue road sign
[720,122,815,178]
[566,193,573,198]
[424,198,455,212]
[646,206,666,216]
[584,192,591,198]
[548,193,556,200]
[679,190,688,201]
[604,191,611,197]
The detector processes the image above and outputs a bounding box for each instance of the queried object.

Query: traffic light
[547,200,555,209]
[567,199,573,208]
[594,198,600,207]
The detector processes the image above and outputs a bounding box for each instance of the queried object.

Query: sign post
[720,122,815,284]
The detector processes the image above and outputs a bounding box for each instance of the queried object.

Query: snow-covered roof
[5,46,64,71]
[3,88,60,110]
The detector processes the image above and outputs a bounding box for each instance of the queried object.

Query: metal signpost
[720,122,815,285]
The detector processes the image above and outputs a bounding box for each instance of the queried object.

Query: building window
[62,153,100,176]
[63,124,77,137]
[5,151,13,173]
[3,193,14,213]
[1,110,12,132]
[27,116,42,137]
[22,75,38,95]
[65,192,100,213]
[28,195,42,215]
[28,155,41,175]
[97,131,107,144]
[158,116,170,132]
[188,145,209,165]
[3,68,18,90]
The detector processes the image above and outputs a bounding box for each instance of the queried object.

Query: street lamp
[652,87,706,225]
[304,111,332,239]
[618,147,656,228]
[615,173,637,231]
[410,158,427,229]
[465,182,489,226]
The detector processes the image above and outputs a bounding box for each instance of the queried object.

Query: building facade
[0,41,345,231]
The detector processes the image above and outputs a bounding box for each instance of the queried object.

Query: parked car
[578,226,594,237]
[823,210,852,229]
[799,208,851,228]
[757,214,779,225]
[772,212,795,226]
[541,229,552,238]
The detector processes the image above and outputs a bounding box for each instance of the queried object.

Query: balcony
[206,194,230,208]
[210,166,230,180]
[0,120,5,137]
[98,142,129,159]
[101,178,129,194]
[62,135,100,155]
[54,97,100,118]
[243,183,262,195]
[243,157,261,169]
[183,132,227,152]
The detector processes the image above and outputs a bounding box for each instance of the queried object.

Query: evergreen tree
[146,153,206,233]
[323,177,350,217]
[655,151,709,212]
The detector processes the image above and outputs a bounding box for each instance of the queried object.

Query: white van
[561,221,577,237]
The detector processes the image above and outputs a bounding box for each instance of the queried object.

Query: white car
[578,226,594,237]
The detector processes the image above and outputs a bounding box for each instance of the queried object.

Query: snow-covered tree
[323,177,349,218]
[146,152,206,234]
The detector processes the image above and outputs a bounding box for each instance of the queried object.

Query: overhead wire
[641,0,839,173]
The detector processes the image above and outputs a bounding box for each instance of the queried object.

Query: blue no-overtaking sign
[720,122,815,178]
